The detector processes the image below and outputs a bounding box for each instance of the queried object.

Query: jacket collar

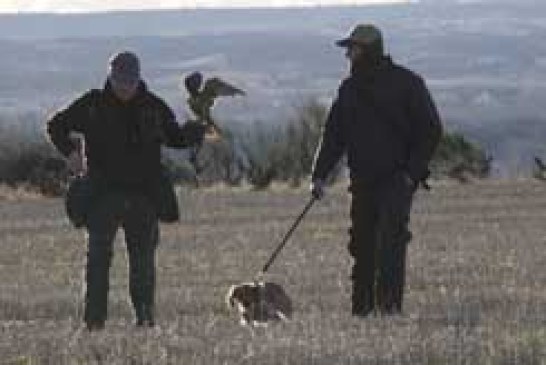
[350,55,392,83]
[103,79,148,105]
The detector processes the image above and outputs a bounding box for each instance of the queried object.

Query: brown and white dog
[226,281,293,326]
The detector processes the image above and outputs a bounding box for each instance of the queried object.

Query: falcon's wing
[202,77,245,101]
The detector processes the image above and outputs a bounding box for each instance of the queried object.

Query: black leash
[258,196,317,277]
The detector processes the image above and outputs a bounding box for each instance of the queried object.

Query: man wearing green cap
[47,51,208,330]
[310,24,442,317]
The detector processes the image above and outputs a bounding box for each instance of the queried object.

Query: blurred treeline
[0,100,495,196]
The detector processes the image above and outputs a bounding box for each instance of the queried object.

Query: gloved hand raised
[180,121,208,146]
[310,179,326,200]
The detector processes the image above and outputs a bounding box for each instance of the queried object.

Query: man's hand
[401,172,418,191]
[204,125,222,142]
[67,150,86,176]
[310,179,326,200]
[181,121,207,146]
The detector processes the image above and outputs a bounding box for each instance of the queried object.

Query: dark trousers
[84,191,158,324]
[349,172,414,314]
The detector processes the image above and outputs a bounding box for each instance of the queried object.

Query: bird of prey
[183,71,245,177]
[184,71,245,136]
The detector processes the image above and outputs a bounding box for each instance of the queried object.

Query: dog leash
[256,196,317,280]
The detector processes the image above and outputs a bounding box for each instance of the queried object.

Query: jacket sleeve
[311,88,347,181]
[406,77,443,182]
[46,92,91,157]
[159,103,205,149]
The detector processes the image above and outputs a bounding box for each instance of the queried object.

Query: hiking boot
[351,303,374,318]
[136,317,155,327]
[352,309,374,318]
[85,320,105,332]
[376,301,402,316]
[135,305,155,327]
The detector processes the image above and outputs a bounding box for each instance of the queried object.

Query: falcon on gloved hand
[183,71,245,137]
[182,71,245,177]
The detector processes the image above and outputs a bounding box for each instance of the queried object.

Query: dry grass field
[0,180,545,364]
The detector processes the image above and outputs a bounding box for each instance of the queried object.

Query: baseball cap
[108,51,140,85]
[336,24,383,48]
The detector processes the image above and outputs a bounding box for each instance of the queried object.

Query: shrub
[238,123,281,189]
[194,129,246,187]
[0,106,493,195]
[161,151,199,187]
[430,132,492,181]
[0,132,68,196]
[238,99,335,189]
[532,156,545,181]
[279,99,329,185]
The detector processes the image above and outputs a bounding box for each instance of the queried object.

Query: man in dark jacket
[311,25,442,317]
[47,51,207,330]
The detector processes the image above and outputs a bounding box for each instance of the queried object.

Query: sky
[0,0,410,13]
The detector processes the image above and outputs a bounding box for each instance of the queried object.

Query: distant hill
[0,2,544,175]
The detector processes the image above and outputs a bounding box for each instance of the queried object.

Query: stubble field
[0,180,545,364]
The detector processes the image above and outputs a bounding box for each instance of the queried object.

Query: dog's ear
[239,286,253,306]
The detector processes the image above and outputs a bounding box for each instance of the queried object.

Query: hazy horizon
[0,0,411,14]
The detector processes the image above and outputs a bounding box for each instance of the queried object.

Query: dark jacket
[312,56,442,186]
[47,80,198,190]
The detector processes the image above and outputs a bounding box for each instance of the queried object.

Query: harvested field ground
[0,180,545,364]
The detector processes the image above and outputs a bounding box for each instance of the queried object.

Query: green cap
[336,24,383,48]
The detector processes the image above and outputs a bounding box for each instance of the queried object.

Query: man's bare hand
[67,150,86,176]
[204,125,222,142]
[310,179,326,200]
